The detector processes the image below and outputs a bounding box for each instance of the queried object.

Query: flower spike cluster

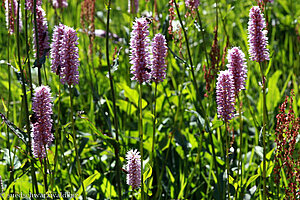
[227,47,247,97]
[185,0,200,11]
[126,149,141,190]
[0,175,3,193]
[33,6,50,59]
[5,0,23,35]
[129,17,151,84]
[52,0,68,9]
[151,33,167,83]
[31,85,53,160]
[216,70,235,122]
[25,0,42,11]
[248,6,269,62]
[50,24,80,86]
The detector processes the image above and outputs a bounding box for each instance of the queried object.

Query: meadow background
[0,0,299,199]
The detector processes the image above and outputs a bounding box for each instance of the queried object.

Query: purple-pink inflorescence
[0,175,3,193]
[227,47,247,97]
[151,33,167,83]
[52,0,68,9]
[128,0,139,14]
[50,24,66,75]
[248,6,269,63]
[5,0,23,35]
[60,26,80,86]
[25,0,42,11]
[31,85,53,160]
[33,6,50,59]
[185,0,200,11]
[216,70,235,122]
[129,17,151,84]
[126,149,141,190]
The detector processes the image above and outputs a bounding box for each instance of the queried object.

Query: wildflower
[5,0,22,34]
[126,149,141,190]
[185,0,200,11]
[129,17,151,83]
[151,33,167,83]
[33,6,50,59]
[227,47,247,97]
[52,0,68,9]
[216,70,235,122]
[273,91,300,199]
[31,85,53,160]
[25,0,42,11]
[248,6,269,62]
[80,0,95,55]
[128,0,139,14]
[50,24,65,75]
[60,26,80,86]
[168,0,175,35]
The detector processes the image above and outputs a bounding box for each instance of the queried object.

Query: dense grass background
[0,0,299,199]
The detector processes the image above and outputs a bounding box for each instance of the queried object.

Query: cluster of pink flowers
[248,6,269,62]
[185,0,200,11]
[31,85,53,160]
[50,24,80,86]
[130,17,167,84]
[216,70,235,122]
[227,47,247,97]
[33,6,50,59]
[25,0,42,11]
[4,0,22,34]
[126,149,141,190]
[129,17,151,83]
[273,92,300,199]
[52,0,68,9]
[151,34,167,83]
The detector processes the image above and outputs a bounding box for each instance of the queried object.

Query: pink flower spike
[25,0,42,11]
[5,0,23,35]
[126,149,141,190]
[216,70,235,122]
[31,85,53,160]
[129,17,151,84]
[53,0,68,9]
[227,47,247,97]
[248,6,270,62]
[185,0,200,11]
[151,33,167,83]
[33,6,50,59]
[60,26,80,86]
[50,24,66,75]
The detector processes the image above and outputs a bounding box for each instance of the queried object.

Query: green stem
[69,86,86,200]
[106,0,122,198]
[151,83,157,165]
[25,0,33,97]
[33,0,42,85]
[225,122,230,200]
[17,0,39,194]
[259,62,267,200]
[139,84,144,200]
[237,95,244,198]
[43,156,48,192]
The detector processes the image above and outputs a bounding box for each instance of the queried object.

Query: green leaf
[266,70,282,110]
[77,171,101,197]
[116,83,148,108]
[143,164,152,182]
[166,166,175,183]
[266,148,275,160]
[246,174,260,188]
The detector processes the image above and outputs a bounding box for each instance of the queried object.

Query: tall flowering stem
[16,0,39,193]
[273,92,300,199]
[227,47,247,195]
[150,33,167,165]
[248,6,269,200]
[52,0,68,9]
[106,0,122,198]
[5,0,23,35]
[130,17,152,200]
[216,70,235,199]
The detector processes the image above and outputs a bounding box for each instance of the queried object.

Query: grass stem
[139,84,144,200]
